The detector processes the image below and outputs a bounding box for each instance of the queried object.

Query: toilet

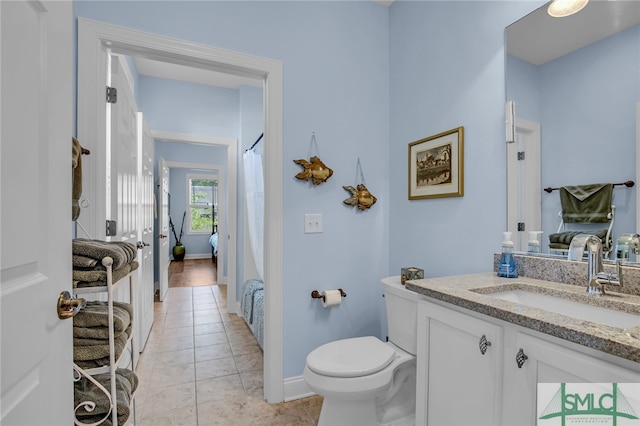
[303,276,419,426]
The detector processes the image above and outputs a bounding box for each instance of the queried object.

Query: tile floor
[133,281,322,425]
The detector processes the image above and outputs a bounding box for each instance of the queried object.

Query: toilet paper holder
[311,289,347,302]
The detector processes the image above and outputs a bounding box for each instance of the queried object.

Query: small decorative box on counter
[401,267,424,284]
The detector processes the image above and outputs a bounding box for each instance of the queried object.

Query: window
[187,174,218,234]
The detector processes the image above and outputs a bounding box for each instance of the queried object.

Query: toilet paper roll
[322,290,342,308]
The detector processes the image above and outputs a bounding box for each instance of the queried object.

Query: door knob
[158,234,167,239]
[137,241,150,249]
[57,291,87,320]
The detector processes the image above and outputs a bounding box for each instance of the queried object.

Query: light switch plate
[304,213,323,234]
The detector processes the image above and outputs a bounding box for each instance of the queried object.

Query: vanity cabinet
[503,332,640,425]
[416,299,503,426]
[416,297,640,426]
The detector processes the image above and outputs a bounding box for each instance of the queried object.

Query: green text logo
[538,383,639,425]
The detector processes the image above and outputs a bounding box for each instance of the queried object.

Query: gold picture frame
[408,126,464,200]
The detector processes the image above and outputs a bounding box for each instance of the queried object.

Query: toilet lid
[306,336,396,378]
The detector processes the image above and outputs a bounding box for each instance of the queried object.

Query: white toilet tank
[381,276,420,355]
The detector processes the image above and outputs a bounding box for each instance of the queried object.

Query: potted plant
[169,211,186,261]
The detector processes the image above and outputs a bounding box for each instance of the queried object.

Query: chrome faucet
[569,234,623,295]
[583,235,623,295]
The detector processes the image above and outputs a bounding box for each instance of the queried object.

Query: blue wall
[74,0,390,379]
[507,24,640,244]
[73,0,575,380]
[388,1,542,278]
[138,76,240,137]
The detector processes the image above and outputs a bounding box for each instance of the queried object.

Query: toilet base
[317,398,378,426]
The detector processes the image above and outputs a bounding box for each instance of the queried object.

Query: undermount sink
[472,284,640,329]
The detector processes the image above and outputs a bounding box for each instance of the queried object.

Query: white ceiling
[507,0,640,66]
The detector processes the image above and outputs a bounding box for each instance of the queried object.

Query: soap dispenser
[527,231,543,254]
[616,234,633,261]
[497,231,518,278]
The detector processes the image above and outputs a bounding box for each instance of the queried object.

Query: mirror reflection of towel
[560,183,612,223]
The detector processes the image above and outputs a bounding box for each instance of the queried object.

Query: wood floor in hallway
[169,258,218,287]
[136,259,322,425]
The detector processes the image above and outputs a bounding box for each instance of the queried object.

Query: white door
[106,55,139,364]
[109,55,138,250]
[507,118,541,251]
[157,157,171,301]
[136,113,154,351]
[0,1,74,424]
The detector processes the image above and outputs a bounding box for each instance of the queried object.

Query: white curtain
[243,149,264,280]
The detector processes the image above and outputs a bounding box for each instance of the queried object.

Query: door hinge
[106,220,117,236]
[518,222,525,232]
[106,86,118,104]
[517,151,525,161]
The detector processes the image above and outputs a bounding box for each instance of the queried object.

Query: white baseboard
[175,253,214,260]
[283,376,316,402]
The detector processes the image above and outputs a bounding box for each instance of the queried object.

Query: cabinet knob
[516,348,528,368]
[479,334,492,355]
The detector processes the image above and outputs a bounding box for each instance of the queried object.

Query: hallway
[134,261,322,425]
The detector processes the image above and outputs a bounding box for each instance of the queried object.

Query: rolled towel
[73,301,133,334]
[74,368,138,426]
[73,325,127,341]
[74,355,125,370]
[73,261,139,288]
[72,239,137,270]
[73,254,100,269]
[73,326,130,362]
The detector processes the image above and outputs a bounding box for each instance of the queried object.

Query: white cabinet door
[416,300,503,426]
[503,331,640,425]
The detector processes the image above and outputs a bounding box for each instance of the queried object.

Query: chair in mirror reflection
[547,183,616,258]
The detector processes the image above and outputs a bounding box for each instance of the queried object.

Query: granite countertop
[405,273,640,364]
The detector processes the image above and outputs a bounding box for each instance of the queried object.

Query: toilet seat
[306,336,395,378]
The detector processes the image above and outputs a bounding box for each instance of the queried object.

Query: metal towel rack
[544,180,634,193]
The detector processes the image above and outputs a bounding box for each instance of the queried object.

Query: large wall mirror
[505,0,640,259]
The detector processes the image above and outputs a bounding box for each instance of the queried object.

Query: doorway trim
[77,18,284,403]
[157,130,236,308]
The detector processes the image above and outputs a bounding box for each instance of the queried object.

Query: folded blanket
[72,239,137,270]
[73,301,133,338]
[252,289,265,349]
[560,183,612,223]
[241,279,263,324]
[74,368,138,426]
[73,326,130,362]
[73,261,139,288]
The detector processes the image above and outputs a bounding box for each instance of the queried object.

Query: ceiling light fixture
[547,0,589,17]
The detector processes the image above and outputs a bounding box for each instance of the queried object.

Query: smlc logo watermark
[538,383,640,425]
